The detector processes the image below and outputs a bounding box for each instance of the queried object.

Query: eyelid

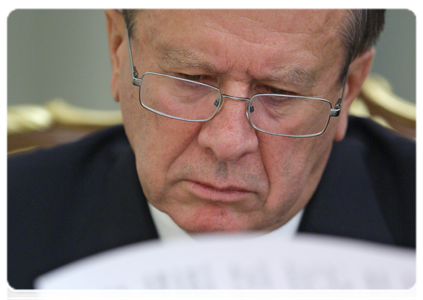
[268,86,293,95]
[177,73,199,80]
[177,73,209,81]
[176,74,299,95]
[255,83,297,96]
[177,73,220,87]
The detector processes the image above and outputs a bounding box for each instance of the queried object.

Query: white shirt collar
[147,203,304,243]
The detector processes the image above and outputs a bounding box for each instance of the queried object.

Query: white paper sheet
[34,234,416,289]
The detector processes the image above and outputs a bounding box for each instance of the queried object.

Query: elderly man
[8,9,415,289]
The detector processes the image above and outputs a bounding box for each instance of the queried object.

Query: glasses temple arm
[330,72,348,117]
[125,26,142,87]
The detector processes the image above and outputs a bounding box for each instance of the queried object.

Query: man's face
[117,10,347,232]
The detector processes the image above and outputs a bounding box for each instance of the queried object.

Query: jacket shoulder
[300,117,415,247]
[8,125,157,288]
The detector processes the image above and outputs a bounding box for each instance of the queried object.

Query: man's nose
[197,86,259,162]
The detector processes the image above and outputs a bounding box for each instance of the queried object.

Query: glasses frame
[125,25,347,138]
[138,72,223,123]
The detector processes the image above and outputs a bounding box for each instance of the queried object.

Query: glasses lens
[140,73,221,121]
[249,95,332,136]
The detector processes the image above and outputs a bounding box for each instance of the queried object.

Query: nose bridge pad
[249,102,254,113]
[214,97,225,114]
[217,95,253,120]
[246,101,254,120]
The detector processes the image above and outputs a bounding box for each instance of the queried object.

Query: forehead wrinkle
[147,19,320,90]
[156,41,317,86]
[160,46,317,90]
[135,11,222,73]
[158,44,222,73]
[157,44,320,93]
[269,66,318,89]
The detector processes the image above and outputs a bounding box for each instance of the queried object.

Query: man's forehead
[133,9,346,88]
[157,46,319,90]
[138,9,345,38]
[207,10,343,37]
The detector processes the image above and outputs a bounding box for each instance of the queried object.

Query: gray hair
[339,9,385,80]
[122,9,138,38]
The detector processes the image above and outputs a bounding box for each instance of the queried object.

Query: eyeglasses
[125,29,346,138]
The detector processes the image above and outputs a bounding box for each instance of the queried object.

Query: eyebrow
[159,46,221,73]
[268,66,318,90]
[159,45,318,90]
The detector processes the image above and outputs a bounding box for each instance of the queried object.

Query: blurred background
[7,9,416,109]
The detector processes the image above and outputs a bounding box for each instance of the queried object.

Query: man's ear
[334,48,375,141]
[105,9,127,103]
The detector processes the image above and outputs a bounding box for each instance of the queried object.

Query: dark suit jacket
[7,116,416,289]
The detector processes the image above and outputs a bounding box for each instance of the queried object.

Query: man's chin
[170,204,267,233]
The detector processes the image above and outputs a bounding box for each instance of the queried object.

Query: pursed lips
[185,179,255,203]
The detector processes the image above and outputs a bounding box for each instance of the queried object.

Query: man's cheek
[259,137,321,198]
[136,119,202,181]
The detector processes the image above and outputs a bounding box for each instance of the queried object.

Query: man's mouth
[186,180,253,202]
